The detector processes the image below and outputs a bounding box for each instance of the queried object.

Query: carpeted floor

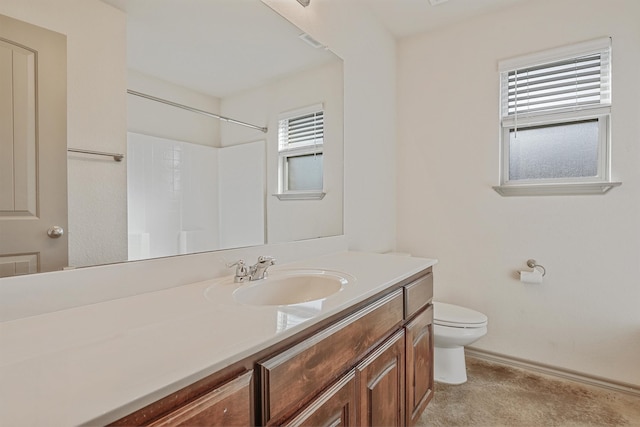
[419,357,640,426]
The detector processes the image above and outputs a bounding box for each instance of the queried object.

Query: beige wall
[397,0,640,386]
[263,0,398,253]
[221,61,344,244]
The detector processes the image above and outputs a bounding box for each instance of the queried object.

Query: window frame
[276,104,326,200]
[500,110,610,186]
[494,38,621,196]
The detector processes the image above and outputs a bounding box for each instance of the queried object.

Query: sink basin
[232,269,352,306]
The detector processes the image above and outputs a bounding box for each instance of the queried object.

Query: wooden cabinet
[405,305,434,426]
[356,329,405,427]
[109,371,253,427]
[261,268,434,427]
[147,371,253,427]
[112,268,434,427]
[281,371,357,427]
[260,289,404,425]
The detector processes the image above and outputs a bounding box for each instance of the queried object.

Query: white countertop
[0,251,436,426]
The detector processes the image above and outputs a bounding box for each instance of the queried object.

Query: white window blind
[278,110,324,150]
[500,38,611,121]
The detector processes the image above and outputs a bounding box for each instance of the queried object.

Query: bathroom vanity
[0,252,435,426]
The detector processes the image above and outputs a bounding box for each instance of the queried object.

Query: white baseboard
[466,347,640,397]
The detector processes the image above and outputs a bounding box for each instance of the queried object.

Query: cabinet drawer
[403,273,433,319]
[260,289,403,424]
[148,371,252,427]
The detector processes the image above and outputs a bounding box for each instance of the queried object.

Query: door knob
[47,226,64,238]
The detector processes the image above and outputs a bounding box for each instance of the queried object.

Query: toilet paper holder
[526,259,546,276]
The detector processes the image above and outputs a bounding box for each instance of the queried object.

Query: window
[276,104,325,200]
[494,38,620,196]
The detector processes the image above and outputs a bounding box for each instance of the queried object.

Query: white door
[0,14,67,277]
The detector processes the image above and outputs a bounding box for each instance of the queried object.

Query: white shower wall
[127,133,266,259]
[127,133,219,259]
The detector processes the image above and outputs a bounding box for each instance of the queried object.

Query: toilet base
[434,346,468,385]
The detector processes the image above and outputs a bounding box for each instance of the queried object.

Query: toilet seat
[434,302,488,328]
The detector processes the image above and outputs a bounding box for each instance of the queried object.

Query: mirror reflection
[0,0,343,277]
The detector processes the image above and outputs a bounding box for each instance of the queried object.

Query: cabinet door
[281,370,357,427]
[405,305,434,426]
[148,371,252,427]
[356,329,405,427]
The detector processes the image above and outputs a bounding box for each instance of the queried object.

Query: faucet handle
[225,259,245,269]
[226,259,249,282]
[257,255,275,265]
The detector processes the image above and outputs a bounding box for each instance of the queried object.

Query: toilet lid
[433,302,488,328]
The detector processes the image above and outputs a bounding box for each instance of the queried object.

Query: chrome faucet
[227,256,275,282]
[249,256,275,281]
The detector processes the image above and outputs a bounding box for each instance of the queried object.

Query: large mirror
[0,0,343,277]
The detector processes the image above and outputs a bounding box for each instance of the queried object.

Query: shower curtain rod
[127,89,268,133]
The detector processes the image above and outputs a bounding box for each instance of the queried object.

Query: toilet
[433,302,488,385]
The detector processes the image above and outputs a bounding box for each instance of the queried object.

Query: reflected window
[278,105,324,194]
[276,300,323,332]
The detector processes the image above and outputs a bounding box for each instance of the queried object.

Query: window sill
[274,191,326,201]
[492,182,621,197]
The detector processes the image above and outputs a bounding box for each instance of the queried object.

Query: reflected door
[0,14,67,277]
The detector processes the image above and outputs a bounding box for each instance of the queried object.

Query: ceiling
[360,0,530,39]
[99,0,529,97]
[100,0,338,97]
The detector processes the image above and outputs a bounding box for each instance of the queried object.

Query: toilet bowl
[433,302,488,385]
